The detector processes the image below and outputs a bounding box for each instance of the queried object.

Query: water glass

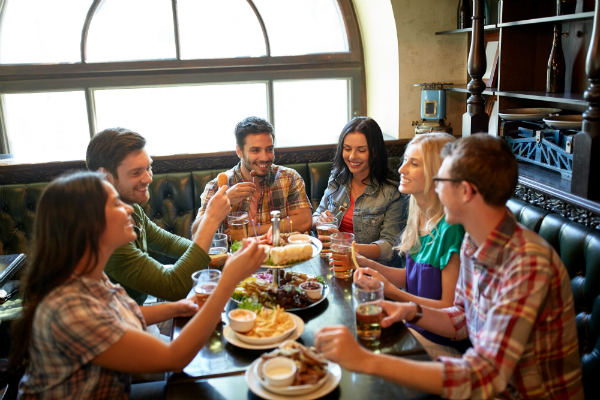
[228,211,249,242]
[191,269,221,308]
[330,232,354,279]
[353,279,384,340]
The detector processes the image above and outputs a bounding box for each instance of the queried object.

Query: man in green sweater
[86,127,231,305]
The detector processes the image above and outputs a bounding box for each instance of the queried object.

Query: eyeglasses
[432,176,478,194]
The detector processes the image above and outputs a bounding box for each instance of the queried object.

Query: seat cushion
[507,198,550,232]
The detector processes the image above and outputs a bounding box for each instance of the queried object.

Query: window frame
[0,0,365,156]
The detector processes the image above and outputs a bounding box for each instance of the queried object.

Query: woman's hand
[314,325,370,373]
[172,298,199,318]
[318,227,339,251]
[380,301,412,328]
[329,246,358,272]
[316,210,336,226]
[221,239,265,286]
[353,267,394,295]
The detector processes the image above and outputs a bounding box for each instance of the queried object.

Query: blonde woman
[352,132,469,356]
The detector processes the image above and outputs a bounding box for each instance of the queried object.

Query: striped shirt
[198,162,312,227]
[19,273,146,399]
[438,211,583,399]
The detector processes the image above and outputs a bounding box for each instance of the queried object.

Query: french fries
[240,306,294,338]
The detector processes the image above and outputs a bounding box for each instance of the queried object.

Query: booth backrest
[507,198,600,400]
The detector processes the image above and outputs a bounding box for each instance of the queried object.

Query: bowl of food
[228,309,256,333]
[234,306,296,345]
[287,234,312,244]
[255,341,330,395]
[262,356,297,387]
[299,281,323,300]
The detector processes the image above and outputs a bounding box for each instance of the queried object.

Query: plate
[254,357,331,396]
[543,115,583,130]
[499,108,562,121]
[245,357,342,400]
[234,312,297,345]
[232,283,330,313]
[224,314,304,350]
[262,236,323,268]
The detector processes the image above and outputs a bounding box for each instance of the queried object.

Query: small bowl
[300,281,323,300]
[262,356,297,387]
[287,234,311,244]
[228,309,256,333]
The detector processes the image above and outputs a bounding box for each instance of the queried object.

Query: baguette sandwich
[270,243,312,265]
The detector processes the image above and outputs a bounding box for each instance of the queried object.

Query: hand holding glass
[228,212,249,242]
[209,233,228,269]
[330,232,354,279]
[191,269,221,308]
[353,279,384,340]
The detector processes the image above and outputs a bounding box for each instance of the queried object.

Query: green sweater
[104,204,210,305]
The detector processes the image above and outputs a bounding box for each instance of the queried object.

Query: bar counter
[166,254,440,400]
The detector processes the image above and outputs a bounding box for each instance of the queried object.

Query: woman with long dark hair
[312,117,404,265]
[10,171,264,399]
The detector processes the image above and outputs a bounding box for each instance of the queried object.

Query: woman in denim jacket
[313,117,404,265]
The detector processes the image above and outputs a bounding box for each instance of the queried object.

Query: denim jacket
[314,173,405,263]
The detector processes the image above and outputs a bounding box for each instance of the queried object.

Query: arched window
[0,0,363,162]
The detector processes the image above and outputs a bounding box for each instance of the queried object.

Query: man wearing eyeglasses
[315,135,583,399]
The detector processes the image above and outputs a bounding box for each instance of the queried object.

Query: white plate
[234,312,296,345]
[245,357,342,400]
[543,115,583,130]
[254,356,331,396]
[224,314,304,350]
[499,108,562,121]
[262,236,323,268]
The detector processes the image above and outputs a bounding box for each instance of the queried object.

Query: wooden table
[166,255,439,400]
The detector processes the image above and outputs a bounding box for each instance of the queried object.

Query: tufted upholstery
[507,198,600,399]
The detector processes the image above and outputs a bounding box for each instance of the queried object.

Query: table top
[167,255,438,399]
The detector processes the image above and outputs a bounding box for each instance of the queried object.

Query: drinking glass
[191,269,221,308]
[228,211,249,242]
[352,279,384,341]
[209,233,228,270]
[330,232,354,279]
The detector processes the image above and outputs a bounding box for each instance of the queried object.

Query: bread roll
[217,173,228,187]
[270,244,312,265]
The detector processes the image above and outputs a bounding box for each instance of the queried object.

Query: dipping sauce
[301,281,321,290]
[230,310,254,320]
[266,365,294,378]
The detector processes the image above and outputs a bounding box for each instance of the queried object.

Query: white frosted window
[86,0,176,63]
[0,0,93,64]
[178,0,266,59]
[94,84,268,155]
[3,92,90,162]
[253,0,348,56]
[274,79,348,147]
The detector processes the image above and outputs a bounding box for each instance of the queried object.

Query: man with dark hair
[314,135,583,399]
[87,128,232,306]
[192,117,312,236]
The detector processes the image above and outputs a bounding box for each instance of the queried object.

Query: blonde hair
[396,132,456,255]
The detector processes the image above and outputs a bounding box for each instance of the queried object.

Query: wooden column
[462,0,489,136]
[572,0,600,201]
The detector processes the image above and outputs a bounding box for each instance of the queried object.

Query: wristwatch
[407,302,422,324]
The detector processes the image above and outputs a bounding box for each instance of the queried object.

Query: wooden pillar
[572,0,600,200]
[462,0,489,136]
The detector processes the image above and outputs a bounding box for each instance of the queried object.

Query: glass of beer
[316,216,338,238]
[209,233,228,270]
[353,279,384,340]
[191,269,221,309]
[228,212,249,242]
[330,232,354,279]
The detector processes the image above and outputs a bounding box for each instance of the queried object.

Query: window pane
[274,79,348,147]
[94,84,268,155]
[3,92,89,162]
[0,0,93,64]
[253,0,348,56]
[86,0,176,63]
[178,0,266,59]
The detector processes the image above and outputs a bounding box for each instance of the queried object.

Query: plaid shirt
[439,211,583,400]
[198,162,312,227]
[19,273,146,399]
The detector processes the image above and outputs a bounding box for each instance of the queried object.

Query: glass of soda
[330,232,354,279]
[209,233,228,270]
[228,212,249,242]
[352,279,383,341]
[191,269,221,309]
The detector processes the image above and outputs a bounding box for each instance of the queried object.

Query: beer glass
[191,269,221,308]
[209,233,228,270]
[330,232,354,279]
[228,212,249,242]
[352,279,384,340]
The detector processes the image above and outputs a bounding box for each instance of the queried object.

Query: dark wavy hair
[86,127,146,177]
[10,171,108,371]
[234,116,275,148]
[331,117,392,189]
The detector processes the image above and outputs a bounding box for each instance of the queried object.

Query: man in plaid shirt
[192,117,312,236]
[315,135,583,399]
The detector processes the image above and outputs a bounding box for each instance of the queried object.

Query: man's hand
[314,325,370,373]
[203,185,231,225]
[226,182,256,206]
